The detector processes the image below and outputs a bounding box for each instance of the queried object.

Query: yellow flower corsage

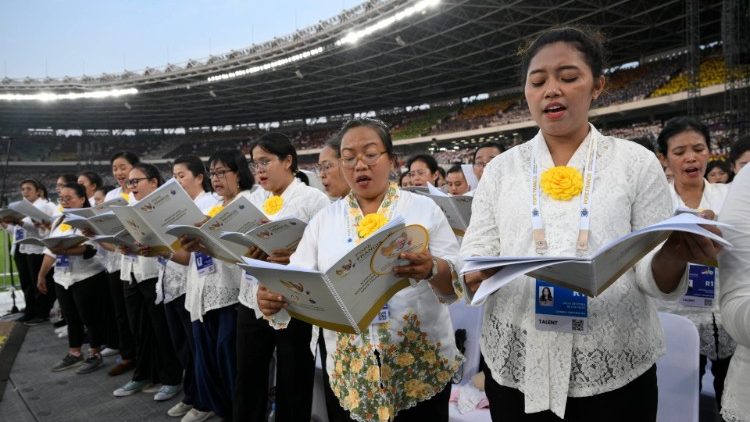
[120,192,130,201]
[540,166,583,201]
[59,224,72,233]
[357,213,389,239]
[206,204,224,218]
[263,195,283,215]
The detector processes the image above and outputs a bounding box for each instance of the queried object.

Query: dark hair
[110,151,140,166]
[208,150,255,191]
[540,286,553,301]
[406,154,439,174]
[132,163,164,187]
[20,178,42,192]
[631,137,655,152]
[250,132,309,183]
[729,136,750,168]
[521,27,606,81]
[78,171,103,190]
[96,185,113,196]
[447,164,464,175]
[39,184,48,199]
[61,182,91,208]
[705,159,733,182]
[437,166,446,178]
[398,172,410,186]
[472,142,505,164]
[656,116,710,156]
[338,118,395,158]
[173,155,211,192]
[58,174,78,185]
[323,133,342,158]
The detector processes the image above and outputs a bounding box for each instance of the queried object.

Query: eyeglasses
[407,169,431,178]
[208,169,234,179]
[313,161,337,176]
[125,177,148,187]
[473,161,490,169]
[340,151,388,169]
[59,195,78,202]
[249,159,276,172]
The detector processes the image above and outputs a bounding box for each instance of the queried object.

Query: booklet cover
[463,213,731,305]
[418,183,473,237]
[91,230,143,254]
[165,195,269,263]
[64,197,129,219]
[63,212,124,236]
[8,200,53,223]
[238,217,430,334]
[110,179,206,255]
[17,234,88,250]
[219,217,307,256]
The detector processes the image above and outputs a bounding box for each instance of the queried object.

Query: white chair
[448,301,492,421]
[657,312,700,422]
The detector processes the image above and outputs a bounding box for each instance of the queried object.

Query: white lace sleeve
[423,201,461,304]
[631,151,688,300]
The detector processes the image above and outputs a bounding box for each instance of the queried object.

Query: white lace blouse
[18,198,58,255]
[718,167,750,422]
[657,180,736,359]
[237,178,330,312]
[459,126,688,417]
[184,192,241,322]
[102,187,134,274]
[44,218,105,289]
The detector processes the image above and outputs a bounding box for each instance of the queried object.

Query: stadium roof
[0,0,724,132]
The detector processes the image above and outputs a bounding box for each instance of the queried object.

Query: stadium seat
[657,312,700,422]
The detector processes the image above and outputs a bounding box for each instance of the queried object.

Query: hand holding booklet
[109,179,206,255]
[219,217,307,256]
[463,213,731,306]
[17,234,88,250]
[8,200,53,223]
[238,216,430,334]
[63,212,124,236]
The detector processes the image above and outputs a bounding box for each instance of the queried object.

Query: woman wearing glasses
[113,163,183,403]
[405,154,441,188]
[257,119,462,422]
[316,134,351,199]
[471,141,504,182]
[37,182,108,374]
[179,150,253,422]
[234,133,329,422]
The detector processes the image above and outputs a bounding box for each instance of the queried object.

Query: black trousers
[14,251,35,318]
[108,271,135,359]
[325,380,451,422]
[123,276,182,385]
[699,354,732,411]
[484,364,658,422]
[164,295,199,407]
[233,304,315,422]
[17,252,56,319]
[54,272,108,349]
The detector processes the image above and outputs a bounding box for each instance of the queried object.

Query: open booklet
[64,197,129,219]
[7,200,54,223]
[0,207,26,222]
[219,217,307,256]
[416,183,472,237]
[463,213,731,305]
[63,212,124,236]
[165,195,270,263]
[91,230,142,254]
[17,234,88,250]
[238,216,430,334]
[109,179,206,255]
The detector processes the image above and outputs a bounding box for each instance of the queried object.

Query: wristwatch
[426,258,440,281]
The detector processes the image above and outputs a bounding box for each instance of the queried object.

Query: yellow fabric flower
[345,390,360,409]
[356,213,389,239]
[59,224,72,233]
[350,358,364,373]
[206,204,224,218]
[263,195,283,215]
[395,352,415,367]
[365,365,380,382]
[540,166,583,201]
[120,192,130,201]
[422,350,436,365]
[335,360,344,375]
[377,406,390,422]
[404,379,427,398]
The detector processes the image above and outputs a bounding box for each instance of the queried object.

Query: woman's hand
[257,285,287,316]
[462,268,499,293]
[179,235,202,253]
[393,251,434,280]
[137,244,153,257]
[247,246,269,261]
[268,248,293,265]
[80,228,96,238]
[117,245,132,255]
[37,276,47,295]
[34,220,51,230]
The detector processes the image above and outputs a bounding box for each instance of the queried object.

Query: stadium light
[207,46,325,83]
[0,87,138,102]
[336,0,441,46]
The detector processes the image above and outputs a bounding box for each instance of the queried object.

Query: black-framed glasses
[340,151,387,169]
[208,169,235,179]
[125,177,148,187]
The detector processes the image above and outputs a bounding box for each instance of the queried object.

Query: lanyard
[530,133,599,254]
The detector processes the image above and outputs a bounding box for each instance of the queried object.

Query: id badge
[55,255,72,272]
[680,264,716,308]
[535,279,588,334]
[14,227,24,242]
[371,304,390,325]
[195,252,215,277]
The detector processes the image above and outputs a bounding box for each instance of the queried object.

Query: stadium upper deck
[0,0,725,133]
